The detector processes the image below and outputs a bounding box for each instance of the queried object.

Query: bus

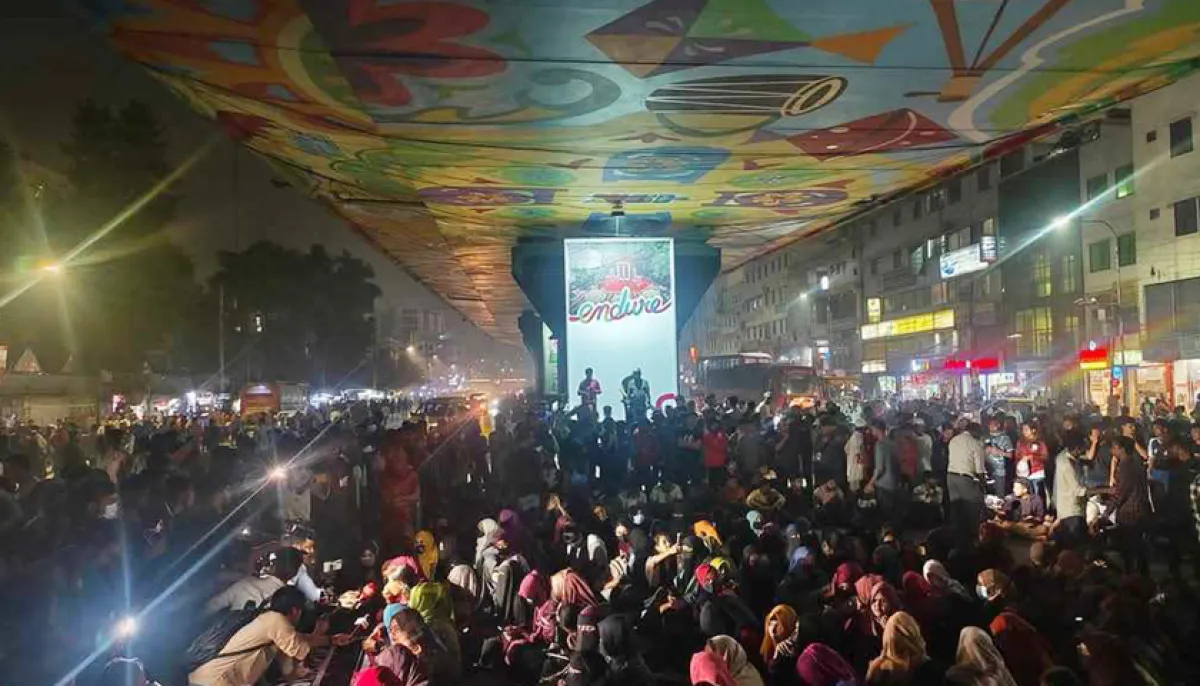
[696,354,822,411]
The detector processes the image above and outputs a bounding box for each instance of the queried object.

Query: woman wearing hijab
[696,562,760,649]
[354,666,410,686]
[691,650,738,686]
[923,560,970,600]
[415,530,438,581]
[795,643,858,686]
[707,635,765,686]
[989,611,1054,686]
[865,611,945,686]
[407,582,461,681]
[899,571,939,632]
[374,608,460,686]
[825,562,865,601]
[490,548,529,627]
[761,605,802,686]
[498,508,533,557]
[976,569,1013,621]
[945,626,1017,686]
[551,567,600,608]
[599,614,654,685]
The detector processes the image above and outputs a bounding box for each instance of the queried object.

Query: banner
[564,238,677,421]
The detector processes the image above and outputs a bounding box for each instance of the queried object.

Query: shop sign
[862,360,886,373]
[866,297,881,324]
[939,243,989,279]
[1078,346,1109,371]
[1113,349,1142,366]
[861,308,956,341]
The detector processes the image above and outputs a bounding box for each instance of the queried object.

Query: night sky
[0,2,516,360]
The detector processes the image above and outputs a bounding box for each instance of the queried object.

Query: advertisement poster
[564,238,677,421]
[542,322,560,397]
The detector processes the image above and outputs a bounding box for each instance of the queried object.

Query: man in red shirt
[702,418,730,488]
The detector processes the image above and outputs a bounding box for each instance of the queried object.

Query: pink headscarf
[796,643,858,686]
[690,649,737,686]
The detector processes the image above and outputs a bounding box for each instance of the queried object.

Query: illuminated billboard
[564,238,677,421]
[861,308,955,341]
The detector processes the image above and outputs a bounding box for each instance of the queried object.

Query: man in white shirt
[946,424,987,538]
[1051,430,1090,544]
[190,586,351,686]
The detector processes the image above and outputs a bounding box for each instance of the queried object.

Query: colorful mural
[86,0,1200,341]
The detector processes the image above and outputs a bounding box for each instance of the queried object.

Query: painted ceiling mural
[86,0,1200,341]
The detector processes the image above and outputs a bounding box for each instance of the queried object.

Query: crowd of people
[4,389,1200,686]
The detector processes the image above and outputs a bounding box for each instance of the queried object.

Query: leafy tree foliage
[203,241,382,386]
[0,100,198,373]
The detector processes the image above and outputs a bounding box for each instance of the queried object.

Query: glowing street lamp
[405,345,416,354]
[40,262,63,275]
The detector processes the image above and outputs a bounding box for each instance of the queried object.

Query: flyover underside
[86,0,1200,341]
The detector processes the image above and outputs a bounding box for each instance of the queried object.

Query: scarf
[552,568,599,608]
[707,635,764,686]
[408,581,453,626]
[760,604,799,664]
[828,561,864,597]
[694,520,723,548]
[952,627,1018,686]
[519,569,550,606]
[989,611,1054,686]
[415,529,437,581]
[922,559,969,599]
[353,666,405,686]
[796,643,858,686]
[978,568,1013,604]
[476,518,499,564]
[900,571,938,627]
[690,650,737,686]
[447,563,480,603]
[867,611,926,679]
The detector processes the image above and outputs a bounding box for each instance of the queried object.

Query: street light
[40,262,63,275]
[405,345,416,354]
[1056,215,1127,412]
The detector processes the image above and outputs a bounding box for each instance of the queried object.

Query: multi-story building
[855,161,1003,398]
[1077,110,1139,409]
[1129,71,1200,408]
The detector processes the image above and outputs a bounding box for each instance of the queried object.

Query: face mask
[632,512,645,526]
[977,585,990,601]
[102,502,120,520]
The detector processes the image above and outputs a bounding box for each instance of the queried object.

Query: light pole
[1056,216,1126,411]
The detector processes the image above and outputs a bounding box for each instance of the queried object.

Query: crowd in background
[2,388,1200,685]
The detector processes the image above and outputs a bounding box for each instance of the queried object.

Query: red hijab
[990,611,1054,686]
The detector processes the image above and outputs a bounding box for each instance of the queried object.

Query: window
[1085,173,1109,201]
[1064,314,1081,347]
[1061,254,1078,293]
[1014,307,1052,358]
[929,187,947,211]
[982,217,996,236]
[1175,197,1199,236]
[947,178,962,204]
[1117,233,1136,266]
[868,220,877,238]
[1033,252,1052,297]
[871,257,881,275]
[1089,239,1112,272]
[893,249,902,269]
[893,209,902,227]
[932,282,951,305]
[1146,130,1157,143]
[1170,117,1193,157]
[1115,164,1134,198]
[977,165,992,191]
[1000,151,1024,177]
[911,244,926,276]
[912,198,924,219]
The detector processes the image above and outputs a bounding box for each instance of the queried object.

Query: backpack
[183,608,269,670]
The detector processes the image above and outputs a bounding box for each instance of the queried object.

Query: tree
[0,100,199,373]
[207,241,381,386]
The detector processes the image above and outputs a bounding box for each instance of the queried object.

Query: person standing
[701,418,730,489]
[983,417,1013,498]
[577,368,602,417]
[1050,430,1090,545]
[1095,435,1153,575]
[946,423,987,539]
[622,369,651,423]
[869,420,900,522]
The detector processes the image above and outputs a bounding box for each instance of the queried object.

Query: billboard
[564,238,677,421]
[541,322,560,397]
[940,243,989,279]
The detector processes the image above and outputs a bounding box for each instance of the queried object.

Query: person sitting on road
[189,585,352,686]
